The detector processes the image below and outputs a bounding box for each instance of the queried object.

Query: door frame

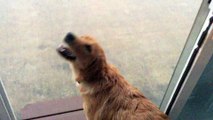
[160,0,213,119]
[0,79,16,120]
[168,24,213,119]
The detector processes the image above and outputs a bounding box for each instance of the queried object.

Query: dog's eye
[85,44,92,53]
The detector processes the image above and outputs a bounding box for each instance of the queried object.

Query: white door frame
[160,0,213,119]
[169,25,213,119]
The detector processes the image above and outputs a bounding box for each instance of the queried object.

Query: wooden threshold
[21,96,86,120]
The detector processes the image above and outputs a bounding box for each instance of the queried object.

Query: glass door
[0,0,202,119]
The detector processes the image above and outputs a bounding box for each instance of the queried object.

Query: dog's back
[82,65,169,120]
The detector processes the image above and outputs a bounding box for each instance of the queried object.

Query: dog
[57,33,169,120]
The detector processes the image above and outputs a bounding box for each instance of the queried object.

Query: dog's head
[57,33,106,82]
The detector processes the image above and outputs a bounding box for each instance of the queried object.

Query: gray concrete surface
[0,0,202,118]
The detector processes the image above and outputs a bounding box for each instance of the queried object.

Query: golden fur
[58,34,169,120]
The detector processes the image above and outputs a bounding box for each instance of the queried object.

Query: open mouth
[57,44,76,60]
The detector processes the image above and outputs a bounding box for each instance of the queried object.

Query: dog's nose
[64,32,76,44]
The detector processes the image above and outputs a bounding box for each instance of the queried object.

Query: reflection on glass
[0,0,201,118]
[177,55,213,120]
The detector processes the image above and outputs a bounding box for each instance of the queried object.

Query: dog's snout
[65,32,76,44]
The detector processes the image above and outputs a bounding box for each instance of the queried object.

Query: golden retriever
[57,33,169,120]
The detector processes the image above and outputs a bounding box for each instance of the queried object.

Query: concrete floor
[0,0,202,118]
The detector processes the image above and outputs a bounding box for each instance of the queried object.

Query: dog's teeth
[60,48,65,52]
[58,44,64,48]
[57,44,66,52]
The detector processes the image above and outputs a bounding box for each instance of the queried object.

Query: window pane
[177,55,213,120]
[0,0,201,118]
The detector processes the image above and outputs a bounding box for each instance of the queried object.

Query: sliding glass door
[0,0,203,119]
